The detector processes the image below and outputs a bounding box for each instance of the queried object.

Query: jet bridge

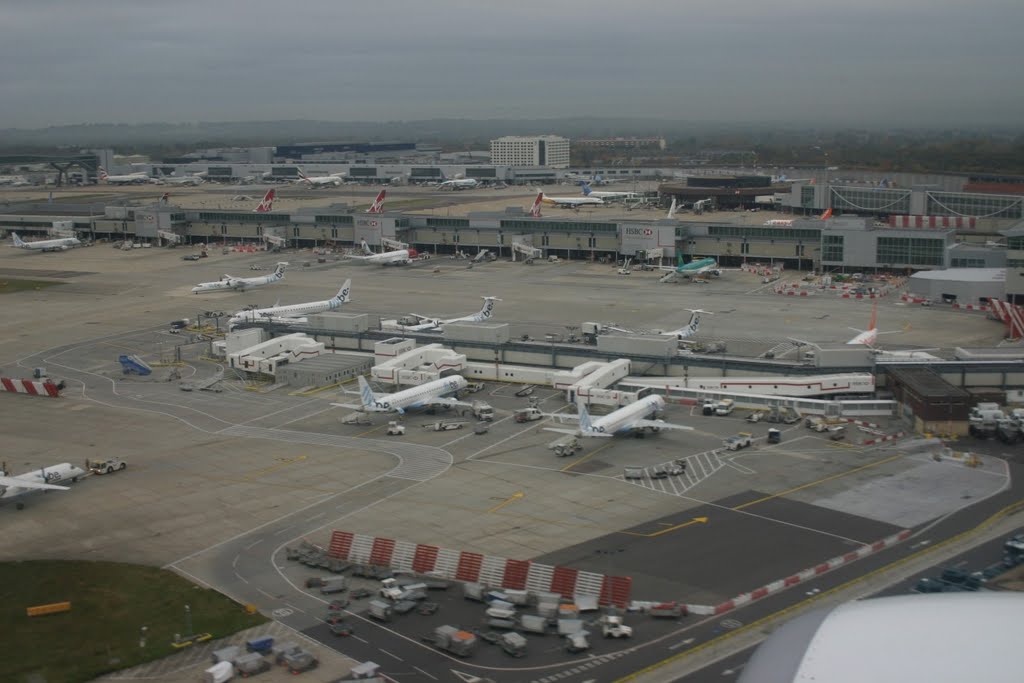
[512,241,542,262]
[556,358,632,405]
[157,230,182,245]
[380,236,408,251]
[371,340,467,386]
[228,333,325,375]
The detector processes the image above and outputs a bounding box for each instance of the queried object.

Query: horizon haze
[2,0,1023,129]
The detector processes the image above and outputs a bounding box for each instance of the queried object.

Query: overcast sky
[2,0,1022,128]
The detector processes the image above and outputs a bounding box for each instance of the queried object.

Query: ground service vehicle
[500,632,527,657]
[715,399,735,416]
[368,600,393,622]
[724,433,752,451]
[386,421,406,436]
[281,650,318,674]
[89,458,127,474]
[379,578,404,601]
[234,652,270,676]
[514,407,543,423]
[601,615,633,638]
[427,625,478,657]
[649,601,687,618]
[565,631,591,653]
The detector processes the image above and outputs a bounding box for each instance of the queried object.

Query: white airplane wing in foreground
[630,419,694,432]
[0,476,70,491]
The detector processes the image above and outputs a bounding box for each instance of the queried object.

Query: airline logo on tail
[667,197,678,219]
[360,239,374,255]
[581,182,594,197]
[821,208,833,220]
[366,190,386,214]
[253,189,275,213]
[529,192,543,217]
[358,376,376,409]
[577,403,596,433]
[336,279,352,304]
[12,232,26,247]
[98,166,109,180]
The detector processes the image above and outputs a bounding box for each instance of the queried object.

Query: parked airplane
[666,197,679,219]
[334,375,470,414]
[98,166,153,184]
[657,255,720,280]
[544,395,694,438]
[651,309,712,340]
[528,192,543,217]
[580,182,640,201]
[392,296,502,331]
[437,178,480,190]
[253,189,276,213]
[297,169,346,187]
[159,170,205,186]
[192,262,288,294]
[366,189,387,214]
[228,279,351,329]
[11,232,82,252]
[764,208,833,227]
[346,240,418,266]
[846,301,899,346]
[541,192,603,208]
[0,463,87,510]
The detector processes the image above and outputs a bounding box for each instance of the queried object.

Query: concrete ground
[0,185,1012,682]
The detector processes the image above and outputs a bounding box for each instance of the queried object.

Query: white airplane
[98,166,154,184]
[228,279,351,329]
[192,262,288,294]
[541,192,603,208]
[391,296,502,331]
[437,178,480,190]
[366,189,386,213]
[334,375,470,414]
[580,182,640,201]
[159,170,205,186]
[0,463,86,510]
[846,301,899,346]
[544,395,693,438]
[346,240,419,266]
[253,189,276,213]
[651,309,712,340]
[297,169,346,187]
[11,232,82,252]
[666,197,679,219]
[764,208,833,227]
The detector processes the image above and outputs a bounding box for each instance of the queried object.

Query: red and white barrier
[686,529,911,616]
[0,378,62,397]
[889,215,977,230]
[838,418,880,429]
[328,530,632,606]
[862,431,905,446]
[950,302,990,312]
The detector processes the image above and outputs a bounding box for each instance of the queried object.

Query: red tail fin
[820,208,833,220]
[366,190,386,213]
[98,166,109,180]
[868,300,878,331]
[254,189,275,213]
[529,192,543,217]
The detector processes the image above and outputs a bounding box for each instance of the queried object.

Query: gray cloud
[1,0,1021,127]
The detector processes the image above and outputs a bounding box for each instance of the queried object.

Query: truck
[463,582,488,602]
[518,614,549,634]
[471,401,494,421]
[724,433,752,451]
[422,421,465,431]
[996,409,1024,443]
[234,652,271,677]
[499,632,527,657]
[427,625,478,658]
[600,615,633,638]
[379,578,404,601]
[89,458,127,475]
[564,631,591,653]
[368,599,393,622]
[715,399,735,416]
[271,641,301,664]
[969,402,1005,437]
[386,421,406,436]
[320,576,348,595]
[514,407,543,423]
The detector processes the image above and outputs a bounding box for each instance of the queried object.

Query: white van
[715,399,735,416]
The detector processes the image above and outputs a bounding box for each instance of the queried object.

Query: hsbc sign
[620,223,673,255]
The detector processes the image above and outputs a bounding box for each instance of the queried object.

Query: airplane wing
[331,402,366,410]
[542,426,612,438]
[631,419,694,432]
[0,476,70,491]
[426,397,473,409]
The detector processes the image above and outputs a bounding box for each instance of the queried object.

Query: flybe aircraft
[334,375,470,414]
[228,279,350,329]
[544,396,693,438]
[192,262,288,294]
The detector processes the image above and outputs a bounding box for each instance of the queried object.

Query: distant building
[490,136,570,168]
[575,137,666,151]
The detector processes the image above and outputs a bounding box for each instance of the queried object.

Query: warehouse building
[907,268,1006,305]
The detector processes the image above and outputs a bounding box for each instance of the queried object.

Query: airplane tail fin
[12,232,25,247]
[667,197,678,219]
[581,182,593,196]
[476,296,500,321]
[366,190,386,214]
[356,375,375,409]
[577,402,594,433]
[360,239,373,255]
[98,166,108,180]
[820,208,833,220]
[868,300,878,331]
[297,168,309,181]
[274,262,287,276]
[254,189,275,213]
[529,192,543,217]
[337,279,352,303]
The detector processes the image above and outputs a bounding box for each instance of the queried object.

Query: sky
[1,0,1023,129]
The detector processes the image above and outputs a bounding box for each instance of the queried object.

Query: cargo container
[429,625,478,657]
[368,600,393,622]
[500,632,527,657]
[234,652,271,676]
[519,614,549,634]
[463,582,488,601]
[211,645,240,664]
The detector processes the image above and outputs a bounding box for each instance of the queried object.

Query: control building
[489,136,570,168]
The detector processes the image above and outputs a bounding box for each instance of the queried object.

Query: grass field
[1,560,267,683]
[0,278,63,294]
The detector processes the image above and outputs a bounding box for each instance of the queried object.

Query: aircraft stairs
[118,354,152,376]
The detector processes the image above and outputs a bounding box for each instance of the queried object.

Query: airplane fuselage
[588,395,664,434]
[366,376,468,413]
[0,463,85,503]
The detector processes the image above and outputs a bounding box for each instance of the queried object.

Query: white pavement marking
[378,648,403,661]
[668,637,696,650]
[414,666,439,680]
